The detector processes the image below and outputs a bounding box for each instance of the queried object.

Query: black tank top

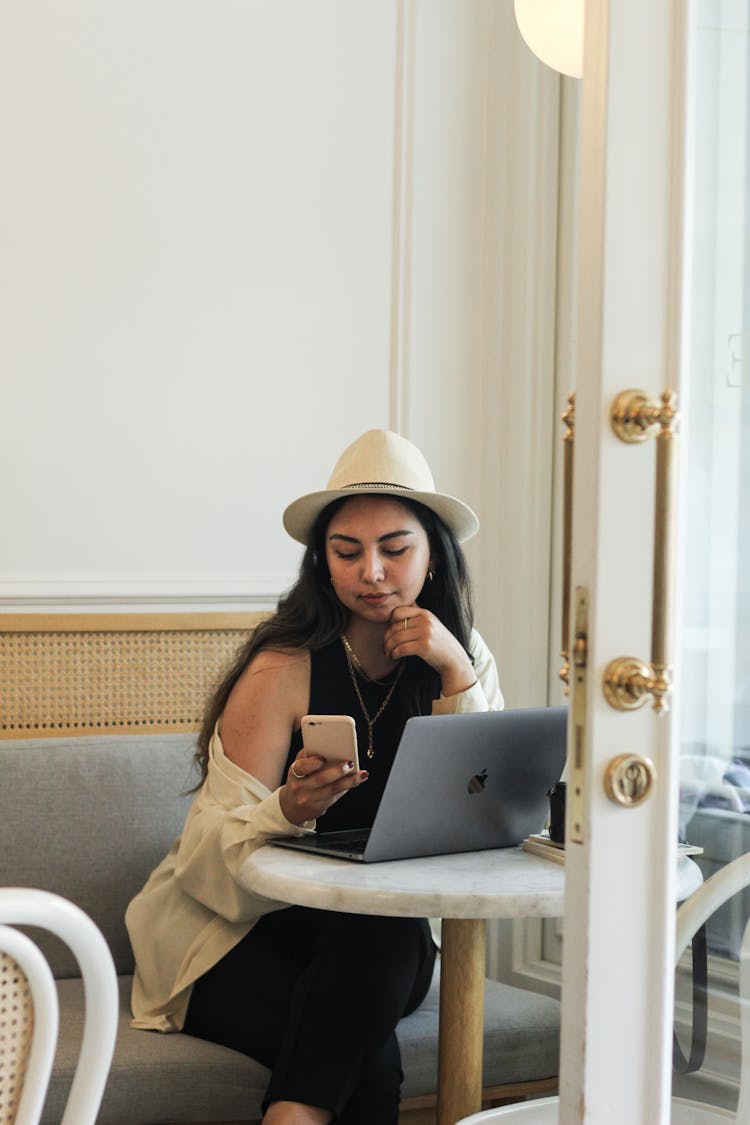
[284,639,438,832]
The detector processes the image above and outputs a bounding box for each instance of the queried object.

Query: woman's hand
[384,606,476,698]
[279,751,369,827]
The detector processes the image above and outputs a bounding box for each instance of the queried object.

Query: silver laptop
[270,706,567,863]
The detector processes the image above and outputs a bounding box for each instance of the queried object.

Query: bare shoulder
[247,643,310,666]
[227,646,309,720]
[219,647,310,787]
[245,646,309,679]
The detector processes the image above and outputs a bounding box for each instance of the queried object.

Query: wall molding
[486,914,562,999]
[0,573,291,612]
[473,0,562,707]
[388,0,415,437]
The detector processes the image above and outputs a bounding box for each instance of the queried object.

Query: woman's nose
[361,551,385,584]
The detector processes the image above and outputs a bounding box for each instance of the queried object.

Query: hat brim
[282,486,479,546]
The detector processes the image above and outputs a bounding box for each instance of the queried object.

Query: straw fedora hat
[282,429,479,545]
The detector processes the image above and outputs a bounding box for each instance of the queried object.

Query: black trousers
[184,906,436,1124]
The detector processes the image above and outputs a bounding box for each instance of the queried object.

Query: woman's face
[325,496,433,626]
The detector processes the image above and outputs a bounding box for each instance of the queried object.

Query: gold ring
[403,617,409,631]
[290,764,305,780]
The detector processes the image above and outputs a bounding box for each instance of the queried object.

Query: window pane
[675,1,750,1111]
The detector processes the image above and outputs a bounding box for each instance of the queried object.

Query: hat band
[338,481,417,492]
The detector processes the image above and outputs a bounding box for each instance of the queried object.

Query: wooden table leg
[437,917,486,1125]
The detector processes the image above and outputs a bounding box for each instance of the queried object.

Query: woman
[126,428,503,1125]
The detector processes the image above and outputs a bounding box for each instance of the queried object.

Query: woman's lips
[360,593,392,605]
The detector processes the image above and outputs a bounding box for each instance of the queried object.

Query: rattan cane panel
[0,952,33,1125]
[0,626,252,737]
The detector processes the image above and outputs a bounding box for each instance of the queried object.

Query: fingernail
[343,761,354,772]
[359,770,369,781]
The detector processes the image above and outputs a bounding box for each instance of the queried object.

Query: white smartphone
[301,714,359,771]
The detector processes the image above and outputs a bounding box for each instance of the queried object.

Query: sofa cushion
[43,976,268,1124]
[0,735,197,976]
[42,969,559,1124]
[397,961,560,1093]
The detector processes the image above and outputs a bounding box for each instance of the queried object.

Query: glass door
[673,1,750,1111]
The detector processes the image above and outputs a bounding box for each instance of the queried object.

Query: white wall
[1,1,397,607]
[0,0,563,708]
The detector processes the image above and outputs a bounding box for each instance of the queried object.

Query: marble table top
[242,845,564,919]
[240,844,703,920]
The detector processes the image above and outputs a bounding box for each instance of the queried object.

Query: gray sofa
[0,733,560,1124]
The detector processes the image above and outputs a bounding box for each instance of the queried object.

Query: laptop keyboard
[270,828,371,858]
[317,830,369,854]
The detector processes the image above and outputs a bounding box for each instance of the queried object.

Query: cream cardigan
[126,629,502,1031]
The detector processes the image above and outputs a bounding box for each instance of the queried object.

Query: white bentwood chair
[0,887,118,1125]
[456,852,750,1124]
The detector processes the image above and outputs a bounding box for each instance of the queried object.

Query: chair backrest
[0,889,118,1125]
[0,926,59,1125]
[675,851,750,1123]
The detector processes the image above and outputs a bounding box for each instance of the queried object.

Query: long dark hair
[193,495,474,783]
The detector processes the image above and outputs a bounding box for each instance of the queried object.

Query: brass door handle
[603,389,680,714]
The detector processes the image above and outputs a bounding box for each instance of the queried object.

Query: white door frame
[559,1,691,1119]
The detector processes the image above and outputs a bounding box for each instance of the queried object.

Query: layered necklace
[341,634,403,759]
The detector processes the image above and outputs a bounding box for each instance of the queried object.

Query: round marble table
[239,846,703,1125]
[241,846,560,1125]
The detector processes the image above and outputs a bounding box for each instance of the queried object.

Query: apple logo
[468,768,488,795]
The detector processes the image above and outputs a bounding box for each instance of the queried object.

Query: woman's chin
[350,602,392,626]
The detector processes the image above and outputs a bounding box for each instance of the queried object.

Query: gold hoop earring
[428,570,434,582]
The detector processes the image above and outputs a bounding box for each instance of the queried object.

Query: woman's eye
[335,551,359,561]
[383,547,408,557]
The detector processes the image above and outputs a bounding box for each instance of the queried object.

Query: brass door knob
[604,754,656,807]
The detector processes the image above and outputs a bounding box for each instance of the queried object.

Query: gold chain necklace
[340,633,392,685]
[341,637,404,759]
